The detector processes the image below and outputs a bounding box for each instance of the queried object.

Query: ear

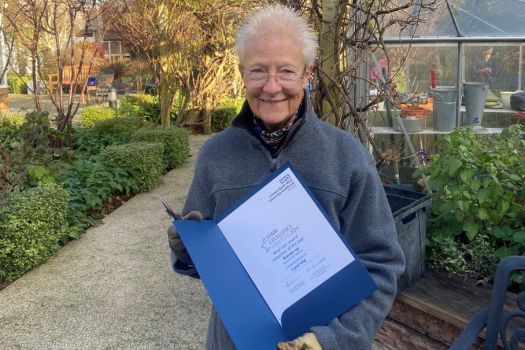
[303,65,313,84]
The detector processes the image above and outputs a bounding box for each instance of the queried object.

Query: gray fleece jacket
[180,97,405,350]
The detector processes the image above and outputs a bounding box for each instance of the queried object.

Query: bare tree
[4,0,117,146]
[41,0,117,145]
[3,0,48,111]
[0,0,15,87]
[112,0,193,127]
[280,0,436,163]
[174,0,254,133]
[113,0,255,131]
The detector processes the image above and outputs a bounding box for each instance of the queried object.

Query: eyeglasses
[243,67,306,88]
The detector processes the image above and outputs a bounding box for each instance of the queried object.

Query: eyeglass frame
[241,65,310,88]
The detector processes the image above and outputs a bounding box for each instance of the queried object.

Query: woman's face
[241,33,311,131]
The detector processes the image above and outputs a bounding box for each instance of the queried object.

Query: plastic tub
[384,185,432,292]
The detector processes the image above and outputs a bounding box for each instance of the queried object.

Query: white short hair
[235,4,318,66]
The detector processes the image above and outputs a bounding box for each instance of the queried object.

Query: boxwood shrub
[7,74,29,94]
[131,126,189,170]
[80,105,116,128]
[211,97,243,131]
[74,116,145,154]
[0,113,25,141]
[0,183,69,283]
[100,142,164,192]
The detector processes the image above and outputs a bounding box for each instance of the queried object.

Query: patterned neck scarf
[252,112,299,148]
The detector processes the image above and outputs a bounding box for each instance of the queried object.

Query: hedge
[131,126,189,170]
[7,74,29,94]
[74,116,145,154]
[80,105,116,128]
[0,113,25,141]
[211,97,243,131]
[100,142,165,192]
[0,183,69,283]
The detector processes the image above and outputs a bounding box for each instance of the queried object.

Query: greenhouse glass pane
[384,1,458,39]
[384,45,458,94]
[450,0,525,37]
[464,44,522,94]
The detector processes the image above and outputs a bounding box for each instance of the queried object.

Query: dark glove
[167,211,202,276]
[277,333,322,350]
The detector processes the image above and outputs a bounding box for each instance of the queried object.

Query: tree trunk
[157,1,176,128]
[320,0,341,125]
[31,55,41,111]
[202,97,212,134]
[159,72,172,127]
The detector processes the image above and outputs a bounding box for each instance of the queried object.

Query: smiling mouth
[260,98,287,103]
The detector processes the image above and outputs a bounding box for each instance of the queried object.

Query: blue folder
[174,163,377,350]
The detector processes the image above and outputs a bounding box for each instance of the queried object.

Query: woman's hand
[277,332,322,350]
[167,210,203,265]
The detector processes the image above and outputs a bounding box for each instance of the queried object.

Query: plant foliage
[0,113,25,142]
[79,105,116,128]
[74,116,145,155]
[211,97,243,132]
[416,125,525,281]
[50,156,137,238]
[6,74,29,94]
[100,142,164,192]
[131,126,189,170]
[0,183,69,283]
[118,94,178,124]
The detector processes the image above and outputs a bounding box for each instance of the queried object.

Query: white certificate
[218,167,355,325]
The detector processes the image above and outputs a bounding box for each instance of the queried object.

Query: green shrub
[15,111,59,165]
[74,116,145,154]
[131,126,189,170]
[0,183,69,283]
[117,98,142,119]
[416,125,525,281]
[7,74,29,94]
[80,105,116,128]
[0,113,25,141]
[118,93,178,123]
[50,155,137,238]
[211,97,243,131]
[100,142,164,192]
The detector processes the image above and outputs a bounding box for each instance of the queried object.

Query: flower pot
[393,116,425,132]
[400,104,427,117]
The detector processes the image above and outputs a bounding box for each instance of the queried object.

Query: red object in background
[430,69,437,88]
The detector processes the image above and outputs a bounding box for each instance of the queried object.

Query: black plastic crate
[384,185,432,292]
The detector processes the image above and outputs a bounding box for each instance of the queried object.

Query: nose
[262,74,282,94]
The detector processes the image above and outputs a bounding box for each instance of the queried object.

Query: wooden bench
[48,65,97,93]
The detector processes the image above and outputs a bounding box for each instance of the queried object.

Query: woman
[169,4,405,350]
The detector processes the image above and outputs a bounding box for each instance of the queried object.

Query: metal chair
[449,256,525,350]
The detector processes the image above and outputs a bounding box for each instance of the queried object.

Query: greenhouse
[364,0,525,184]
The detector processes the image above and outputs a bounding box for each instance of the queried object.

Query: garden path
[0,134,211,350]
